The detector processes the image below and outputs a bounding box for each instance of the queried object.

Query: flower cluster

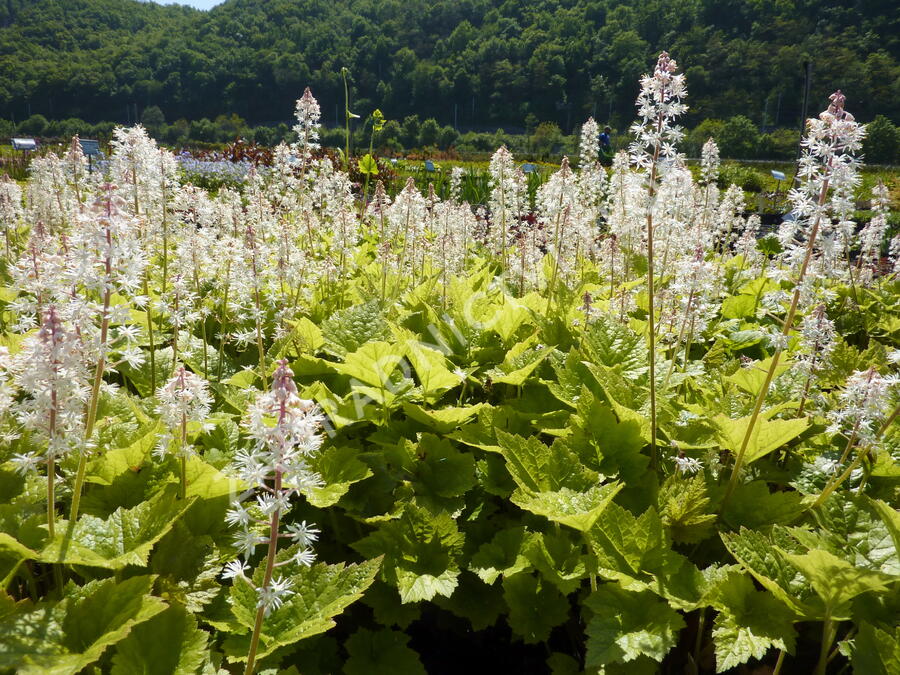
[10,307,90,474]
[780,91,866,277]
[155,366,213,460]
[827,367,898,447]
[224,360,324,616]
[629,51,688,171]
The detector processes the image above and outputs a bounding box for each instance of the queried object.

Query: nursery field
[0,54,898,675]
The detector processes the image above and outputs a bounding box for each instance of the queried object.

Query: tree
[18,114,48,136]
[438,125,459,149]
[418,118,440,148]
[718,115,759,159]
[401,115,420,149]
[862,115,900,165]
[530,122,563,158]
[141,105,165,134]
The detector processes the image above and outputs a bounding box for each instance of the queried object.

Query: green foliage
[707,571,796,672]
[584,585,685,667]
[863,115,900,164]
[2,0,897,138]
[503,572,570,643]
[222,554,380,663]
[39,488,194,569]
[353,505,464,603]
[344,628,426,675]
[110,605,208,675]
[0,576,166,674]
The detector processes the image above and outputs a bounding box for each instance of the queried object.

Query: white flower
[222,559,250,580]
[674,454,703,475]
[289,547,317,567]
[156,367,212,430]
[10,452,41,475]
[285,520,320,547]
[257,575,295,615]
[225,502,254,528]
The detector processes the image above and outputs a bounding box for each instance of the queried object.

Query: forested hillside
[1,0,898,131]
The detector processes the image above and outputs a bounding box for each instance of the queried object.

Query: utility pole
[791,61,813,188]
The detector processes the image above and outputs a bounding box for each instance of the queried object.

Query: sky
[160,0,224,9]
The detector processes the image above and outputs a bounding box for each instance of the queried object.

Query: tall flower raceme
[63,135,94,207]
[628,51,688,470]
[385,177,429,284]
[577,117,608,245]
[292,86,322,175]
[26,152,81,234]
[857,181,890,283]
[10,307,90,538]
[155,366,213,498]
[223,360,324,674]
[109,125,177,219]
[0,175,23,258]
[538,157,592,295]
[813,367,899,507]
[725,91,866,501]
[449,166,465,205]
[62,184,149,521]
[662,246,719,366]
[890,234,900,276]
[488,146,527,268]
[711,184,746,252]
[606,150,645,310]
[795,304,836,415]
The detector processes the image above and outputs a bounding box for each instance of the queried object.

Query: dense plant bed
[0,55,897,675]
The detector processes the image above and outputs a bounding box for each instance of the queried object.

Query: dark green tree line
[0,0,897,135]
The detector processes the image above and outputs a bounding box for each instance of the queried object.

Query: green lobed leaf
[332,340,407,389]
[511,483,623,533]
[581,315,648,380]
[85,420,163,486]
[658,474,717,544]
[720,527,817,618]
[503,572,570,644]
[523,530,587,595]
[223,555,381,662]
[402,402,484,433]
[721,480,804,529]
[587,503,678,584]
[724,356,789,395]
[344,628,426,675]
[713,413,809,464]
[469,526,534,584]
[110,605,209,675]
[357,153,379,176]
[495,429,598,493]
[805,494,900,575]
[853,621,900,675]
[361,581,421,629]
[0,575,166,675]
[433,570,506,631]
[40,488,195,569]
[320,301,389,356]
[567,392,649,484]
[779,548,895,619]
[410,433,477,499]
[583,584,685,667]
[0,532,38,587]
[707,570,796,672]
[404,339,463,399]
[307,445,373,508]
[352,504,465,603]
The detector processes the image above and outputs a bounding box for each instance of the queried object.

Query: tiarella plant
[0,58,897,675]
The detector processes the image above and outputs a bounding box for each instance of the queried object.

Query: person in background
[599,125,613,164]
